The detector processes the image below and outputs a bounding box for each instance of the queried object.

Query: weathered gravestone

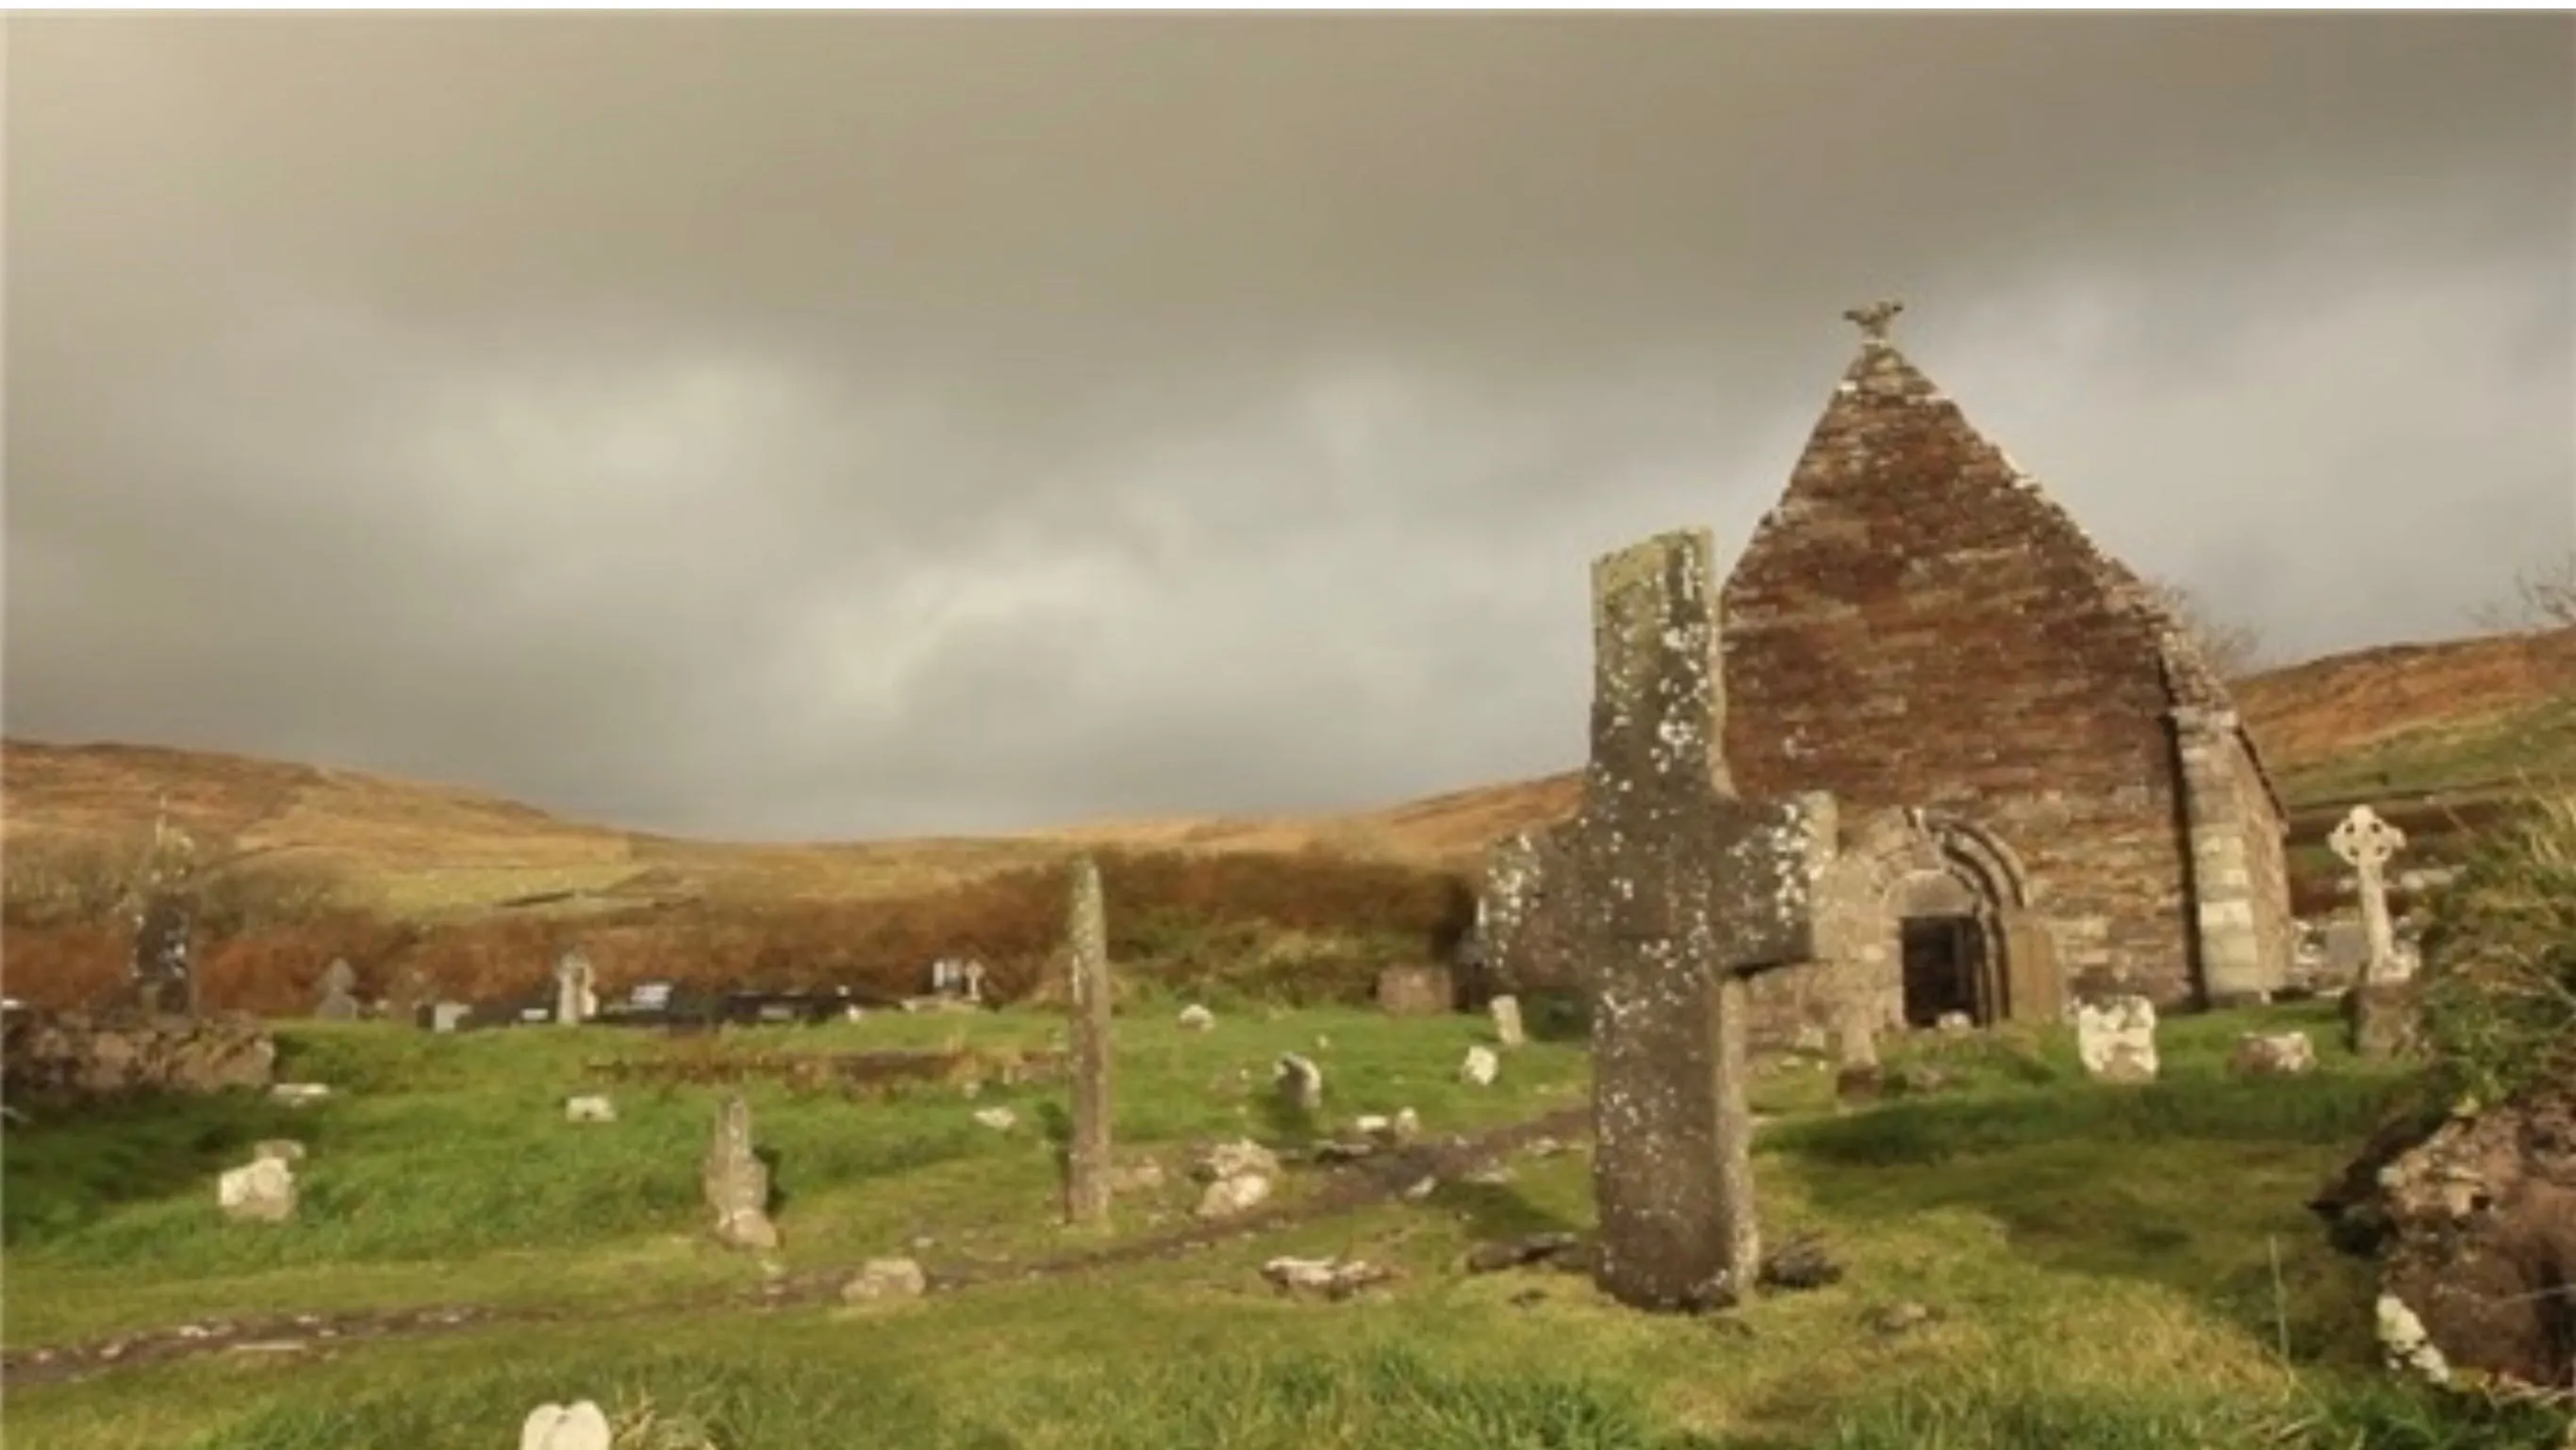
[1488,994,1526,1048]
[1275,1053,1325,1114]
[2075,996,2160,1082]
[553,950,598,1027]
[1523,528,1826,1312]
[702,1093,779,1249]
[1064,856,1115,1228]
[314,960,361,1021]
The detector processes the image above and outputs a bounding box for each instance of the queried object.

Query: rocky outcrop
[1,1008,276,1102]
[2312,1084,2576,1392]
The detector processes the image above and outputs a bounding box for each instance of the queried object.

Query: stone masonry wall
[2210,717,2297,995]
[1719,338,2209,1007]
[1,1007,278,1103]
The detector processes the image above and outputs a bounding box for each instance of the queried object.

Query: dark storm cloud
[8,13,2571,837]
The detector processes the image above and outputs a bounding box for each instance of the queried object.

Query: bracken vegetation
[2414,790,2576,1106]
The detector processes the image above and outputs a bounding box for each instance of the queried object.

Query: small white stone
[520,1399,612,1450]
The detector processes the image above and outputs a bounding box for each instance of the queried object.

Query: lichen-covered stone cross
[1540,527,1828,1312]
[2329,804,2407,984]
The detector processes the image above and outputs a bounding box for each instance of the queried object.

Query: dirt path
[1,1106,1593,1390]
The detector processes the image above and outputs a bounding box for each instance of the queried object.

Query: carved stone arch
[1914,810,2032,913]
[1824,808,2057,1030]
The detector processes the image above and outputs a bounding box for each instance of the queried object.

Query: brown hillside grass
[0,845,1474,1015]
[8,630,2570,1012]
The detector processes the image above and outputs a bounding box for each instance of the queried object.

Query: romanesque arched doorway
[1818,809,2059,1032]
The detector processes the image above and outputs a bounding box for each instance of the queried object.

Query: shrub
[2414,791,2576,1104]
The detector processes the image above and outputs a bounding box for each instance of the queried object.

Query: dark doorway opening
[1900,914,1994,1027]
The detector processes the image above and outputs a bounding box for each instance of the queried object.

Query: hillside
[5,628,2571,922]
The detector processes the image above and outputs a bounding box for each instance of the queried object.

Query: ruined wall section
[1720,341,2203,1004]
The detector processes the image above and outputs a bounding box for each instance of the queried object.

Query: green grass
[5,1003,2564,1450]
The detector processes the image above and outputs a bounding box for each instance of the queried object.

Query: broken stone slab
[1196,1173,1273,1218]
[1459,1046,1499,1087]
[2075,997,2159,1082]
[2344,981,2425,1061]
[2376,1293,2452,1386]
[1176,1004,1214,1031]
[563,1095,617,1124]
[269,1082,333,1107]
[972,1107,1017,1131]
[1261,1256,1396,1301]
[1756,1231,1842,1292]
[1192,1139,1280,1182]
[840,1257,929,1305]
[520,1399,612,1450]
[1864,1300,1940,1338]
[1189,1137,1281,1217]
[1463,1232,1587,1276]
[218,1156,297,1223]
[2228,1031,2318,1078]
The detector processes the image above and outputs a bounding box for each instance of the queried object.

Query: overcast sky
[7,14,2572,840]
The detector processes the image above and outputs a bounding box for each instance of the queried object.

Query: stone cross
[1063,856,1115,1228]
[314,959,361,1021]
[1542,527,1826,1312]
[553,950,596,1027]
[1842,299,1904,344]
[2328,804,2407,984]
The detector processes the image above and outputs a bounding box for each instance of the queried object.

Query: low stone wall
[1,1008,278,1102]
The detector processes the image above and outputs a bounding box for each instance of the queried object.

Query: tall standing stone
[2329,805,2408,984]
[1064,855,1115,1228]
[702,1094,779,1250]
[126,803,200,1016]
[1538,528,1827,1311]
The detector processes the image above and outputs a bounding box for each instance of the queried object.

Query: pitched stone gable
[1723,329,2280,820]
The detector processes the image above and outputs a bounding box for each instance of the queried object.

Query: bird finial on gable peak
[1841,299,1905,346]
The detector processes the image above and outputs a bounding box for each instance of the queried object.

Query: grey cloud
[7,14,2570,837]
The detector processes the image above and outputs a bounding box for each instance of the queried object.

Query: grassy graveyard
[7,997,2564,1450]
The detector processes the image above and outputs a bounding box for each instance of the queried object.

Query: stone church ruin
[1483,303,2294,1042]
